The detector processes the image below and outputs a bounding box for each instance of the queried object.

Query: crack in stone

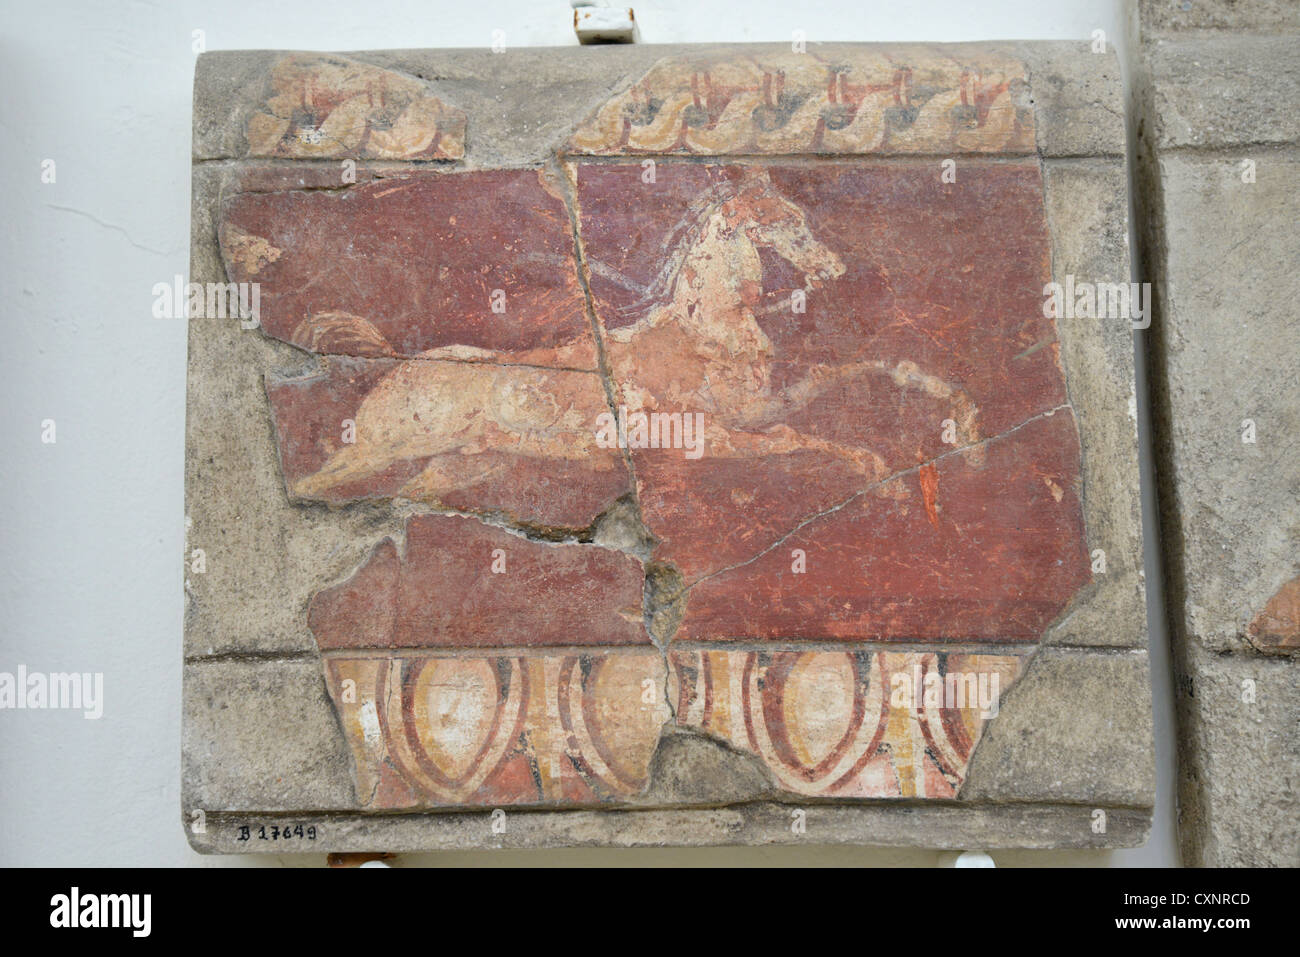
[554,159,638,491]
[671,402,1077,601]
[400,495,646,550]
[551,157,688,671]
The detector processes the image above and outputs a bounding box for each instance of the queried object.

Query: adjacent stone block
[1174,645,1300,866]
[1139,0,1300,34]
[1134,1,1300,865]
[185,42,1150,851]
[1141,37,1300,150]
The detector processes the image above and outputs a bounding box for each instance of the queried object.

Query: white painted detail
[359,699,382,749]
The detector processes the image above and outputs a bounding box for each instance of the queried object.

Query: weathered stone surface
[1135,15,1300,867]
[187,41,1149,850]
[1174,644,1300,866]
[308,514,650,650]
[186,802,1152,853]
[962,649,1156,808]
[633,728,776,805]
[1138,150,1300,653]
[1141,37,1300,150]
[1017,42,1125,158]
[1140,0,1300,34]
[187,168,418,658]
[182,659,355,811]
[1039,159,1146,649]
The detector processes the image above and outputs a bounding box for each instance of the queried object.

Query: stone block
[186,42,1149,850]
[1135,11,1300,866]
[1174,644,1300,866]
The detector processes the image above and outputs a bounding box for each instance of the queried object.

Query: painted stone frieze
[568,48,1034,155]
[245,53,466,160]
[670,650,1023,799]
[324,652,668,807]
[200,47,1103,817]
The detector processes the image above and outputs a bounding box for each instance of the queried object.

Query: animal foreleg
[777,359,982,463]
[883,360,982,464]
[709,422,892,483]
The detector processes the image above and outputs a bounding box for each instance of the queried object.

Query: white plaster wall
[0,0,1178,866]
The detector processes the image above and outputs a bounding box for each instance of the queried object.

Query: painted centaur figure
[290,168,981,504]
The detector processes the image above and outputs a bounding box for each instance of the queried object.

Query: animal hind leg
[292,443,381,498]
[397,454,510,503]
